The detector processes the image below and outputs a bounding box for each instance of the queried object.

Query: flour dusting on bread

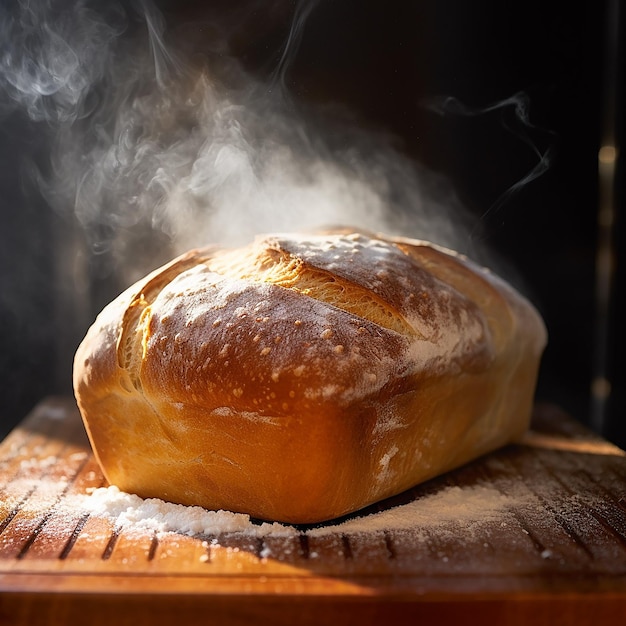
[73,229,547,523]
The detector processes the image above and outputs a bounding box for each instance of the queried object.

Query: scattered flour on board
[309,485,528,537]
[59,482,533,539]
[62,486,297,537]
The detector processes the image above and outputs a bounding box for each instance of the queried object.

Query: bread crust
[73,230,547,523]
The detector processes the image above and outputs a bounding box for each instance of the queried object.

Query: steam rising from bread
[0,1,126,123]
[1,0,473,286]
[423,92,555,223]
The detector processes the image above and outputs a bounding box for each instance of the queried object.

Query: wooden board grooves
[1,449,91,562]
[0,490,36,536]
[341,534,353,559]
[58,514,90,560]
[551,510,597,559]
[501,456,602,555]
[101,527,121,561]
[383,531,396,559]
[511,512,547,555]
[528,453,578,494]
[587,507,626,550]
[147,533,159,562]
[579,468,626,512]
[203,540,213,564]
[298,534,310,559]
[15,511,56,561]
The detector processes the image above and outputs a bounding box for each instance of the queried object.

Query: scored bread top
[101,231,506,422]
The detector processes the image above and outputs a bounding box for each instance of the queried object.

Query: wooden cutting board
[0,397,625,625]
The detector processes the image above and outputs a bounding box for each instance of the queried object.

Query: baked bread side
[73,231,547,523]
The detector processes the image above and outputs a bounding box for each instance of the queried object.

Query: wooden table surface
[0,397,625,625]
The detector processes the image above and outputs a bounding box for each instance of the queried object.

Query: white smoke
[423,91,555,226]
[0,0,127,122]
[1,0,475,282]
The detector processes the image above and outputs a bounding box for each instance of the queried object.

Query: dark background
[1,1,624,444]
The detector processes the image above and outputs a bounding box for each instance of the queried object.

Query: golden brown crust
[73,230,547,523]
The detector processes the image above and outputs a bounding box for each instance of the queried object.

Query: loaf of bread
[73,229,547,524]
